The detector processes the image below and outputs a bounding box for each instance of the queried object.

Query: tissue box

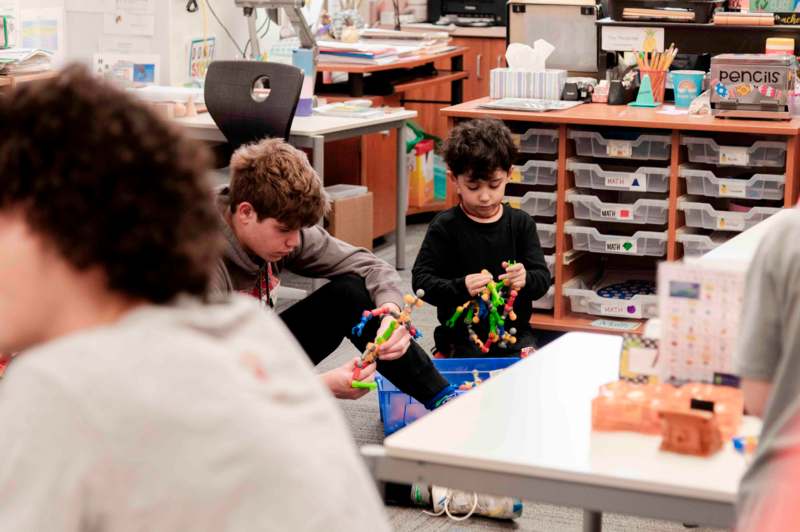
[490,68,567,101]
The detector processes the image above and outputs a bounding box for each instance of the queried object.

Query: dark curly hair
[0,64,221,303]
[441,118,517,181]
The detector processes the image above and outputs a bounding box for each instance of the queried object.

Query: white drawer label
[604,173,647,191]
[600,300,642,318]
[716,214,746,231]
[605,237,637,254]
[606,140,633,158]
[600,207,634,221]
[719,146,749,166]
[718,179,747,198]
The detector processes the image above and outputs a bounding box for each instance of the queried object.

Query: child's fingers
[354,359,377,380]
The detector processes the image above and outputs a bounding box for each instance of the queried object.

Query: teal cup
[671,70,705,108]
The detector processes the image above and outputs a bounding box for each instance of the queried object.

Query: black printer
[427,0,507,26]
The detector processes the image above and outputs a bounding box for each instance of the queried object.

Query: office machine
[427,0,507,26]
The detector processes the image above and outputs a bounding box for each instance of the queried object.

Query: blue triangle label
[632,178,640,187]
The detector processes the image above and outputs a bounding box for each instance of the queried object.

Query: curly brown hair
[0,64,221,303]
[229,138,328,229]
[441,118,517,181]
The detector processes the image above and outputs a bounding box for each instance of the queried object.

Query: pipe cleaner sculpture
[350,289,426,388]
[445,263,519,353]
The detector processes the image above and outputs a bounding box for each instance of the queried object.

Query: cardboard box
[327,192,373,250]
[490,68,567,101]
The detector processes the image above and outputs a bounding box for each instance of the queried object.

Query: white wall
[13,0,279,85]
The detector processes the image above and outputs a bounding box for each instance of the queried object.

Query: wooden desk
[442,98,800,334]
[363,332,761,531]
[319,47,468,236]
[176,109,417,270]
[0,71,57,92]
[317,46,468,100]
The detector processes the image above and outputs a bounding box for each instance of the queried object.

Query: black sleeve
[412,220,471,309]
[516,214,551,301]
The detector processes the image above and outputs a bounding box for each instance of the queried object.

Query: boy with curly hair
[412,118,551,357]
[0,65,389,531]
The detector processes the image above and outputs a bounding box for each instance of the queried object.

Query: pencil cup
[639,69,666,103]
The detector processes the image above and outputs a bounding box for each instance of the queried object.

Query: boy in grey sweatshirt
[210,139,455,408]
[0,64,390,531]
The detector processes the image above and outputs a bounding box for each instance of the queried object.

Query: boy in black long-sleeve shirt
[412,119,551,357]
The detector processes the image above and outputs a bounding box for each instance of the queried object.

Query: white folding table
[362,332,760,531]
[175,110,417,270]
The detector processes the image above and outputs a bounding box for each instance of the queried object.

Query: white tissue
[505,39,555,72]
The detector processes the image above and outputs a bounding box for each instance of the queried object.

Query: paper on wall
[20,7,65,65]
[65,0,111,13]
[103,10,155,36]
[94,52,160,86]
[99,35,152,54]
[115,0,155,14]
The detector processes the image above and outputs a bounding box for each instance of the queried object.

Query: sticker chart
[657,261,745,384]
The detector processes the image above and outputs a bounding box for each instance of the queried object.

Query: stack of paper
[318,41,398,65]
[0,48,53,75]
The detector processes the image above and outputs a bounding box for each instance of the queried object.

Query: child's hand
[376,313,411,361]
[320,357,376,400]
[499,262,526,291]
[465,271,493,296]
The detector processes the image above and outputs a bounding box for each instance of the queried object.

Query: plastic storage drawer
[565,222,668,257]
[506,191,557,218]
[566,190,668,225]
[679,166,785,200]
[566,159,670,193]
[537,222,556,249]
[681,136,786,167]
[544,254,555,277]
[511,159,558,187]
[376,358,521,436]
[568,130,671,161]
[563,272,658,320]
[514,128,559,155]
[678,198,782,232]
[533,285,555,310]
[677,230,733,258]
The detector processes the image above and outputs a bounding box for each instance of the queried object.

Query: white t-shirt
[0,295,389,531]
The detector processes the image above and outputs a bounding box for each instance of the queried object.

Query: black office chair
[204,60,304,150]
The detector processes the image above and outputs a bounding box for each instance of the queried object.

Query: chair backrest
[204,61,304,150]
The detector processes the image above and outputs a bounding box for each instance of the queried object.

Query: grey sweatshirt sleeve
[735,219,784,381]
[284,226,404,309]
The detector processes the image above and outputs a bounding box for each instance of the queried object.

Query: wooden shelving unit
[443,98,800,335]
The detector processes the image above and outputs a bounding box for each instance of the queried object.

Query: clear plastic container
[514,127,559,155]
[676,229,734,258]
[544,254,555,277]
[565,222,668,257]
[681,136,786,167]
[533,285,555,310]
[566,189,669,225]
[563,271,658,319]
[679,166,785,200]
[505,191,557,218]
[568,130,671,161]
[566,159,670,193]
[537,222,556,249]
[678,197,782,232]
[510,159,558,187]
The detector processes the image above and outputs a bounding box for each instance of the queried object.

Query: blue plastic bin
[376,357,521,436]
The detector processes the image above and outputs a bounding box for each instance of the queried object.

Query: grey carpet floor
[281,220,725,532]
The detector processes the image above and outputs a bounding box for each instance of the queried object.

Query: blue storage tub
[376,357,521,436]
